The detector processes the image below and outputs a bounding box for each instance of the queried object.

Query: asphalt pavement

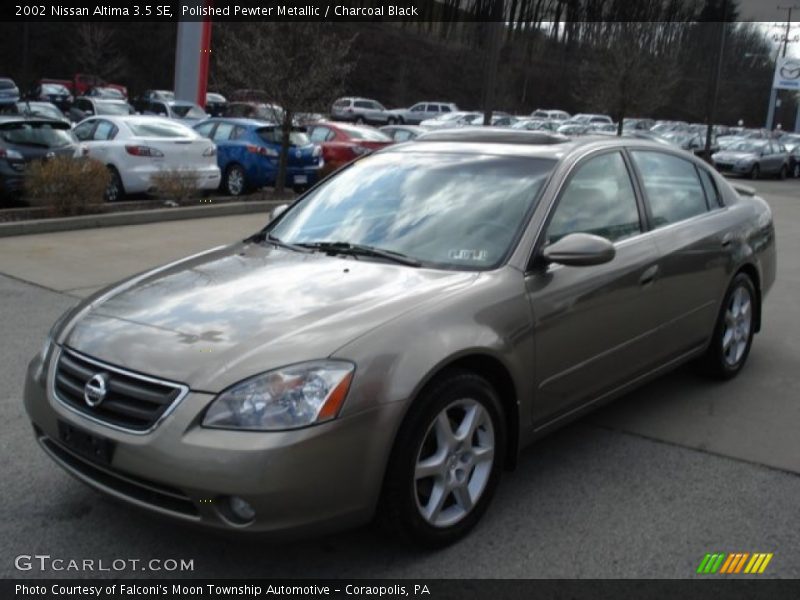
[1,179,798,579]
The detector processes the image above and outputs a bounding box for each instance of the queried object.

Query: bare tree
[573,22,681,134]
[213,23,357,193]
[74,24,128,80]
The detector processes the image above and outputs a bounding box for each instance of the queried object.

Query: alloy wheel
[226,166,244,196]
[722,285,752,368]
[414,399,495,528]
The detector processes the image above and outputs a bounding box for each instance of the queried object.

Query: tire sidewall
[382,371,506,547]
[224,164,245,196]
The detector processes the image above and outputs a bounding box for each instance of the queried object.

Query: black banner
[5,579,800,600]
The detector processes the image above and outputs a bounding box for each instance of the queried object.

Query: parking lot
[0,178,799,579]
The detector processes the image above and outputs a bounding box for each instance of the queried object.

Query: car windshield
[257,128,311,146]
[269,152,555,270]
[336,125,391,141]
[729,141,764,153]
[171,104,207,119]
[95,102,132,116]
[126,119,196,138]
[0,121,75,148]
[0,79,16,90]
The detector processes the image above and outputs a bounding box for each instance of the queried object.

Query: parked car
[13,101,70,125]
[0,116,80,197]
[419,111,482,129]
[662,132,719,156]
[144,100,208,124]
[650,120,689,134]
[565,113,613,126]
[68,97,135,123]
[87,87,126,100]
[205,92,227,117]
[24,130,775,546]
[622,118,654,131]
[778,133,800,153]
[223,102,284,123]
[132,90,175,113]
[789,145,800,178]
[589,123,618,134]
[379,125,426,142]
[71,115,220,201]
[306,121,392,174]
[41,74,127,99]
[712,139,790,179]
[530,109,570,121]
[194,118,322,196]
[386,102,458,125]
[512,119,559,132]
[27,83,73,112]
[330,97,391,125]
[0,78,20,108]
[557,123,592,136]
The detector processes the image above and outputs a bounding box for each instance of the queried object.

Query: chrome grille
[53,348,187,433]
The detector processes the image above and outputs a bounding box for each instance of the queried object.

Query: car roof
[0,115,69,125]
[196,117,276,128]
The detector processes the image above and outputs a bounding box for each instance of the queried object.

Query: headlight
[202,361,354,431]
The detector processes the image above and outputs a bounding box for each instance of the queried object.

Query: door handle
[721,234,733,248]
[639,264,660,287]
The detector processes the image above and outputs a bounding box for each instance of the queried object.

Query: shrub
[151,168,203,205]
[25,157,110,217]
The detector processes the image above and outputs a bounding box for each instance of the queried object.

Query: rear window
[95,102,133,116]
[126,120,196,138]
[0,79,16,90]
[0,121,75,148]
[17,103,64,120]
[333,99,351,109]
[42,84,68,95]
[257,128,310,146]
[335,125,391,141]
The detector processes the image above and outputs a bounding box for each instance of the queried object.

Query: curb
[0,200,283,238]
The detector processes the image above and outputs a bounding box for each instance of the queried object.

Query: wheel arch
[735,263,762,333]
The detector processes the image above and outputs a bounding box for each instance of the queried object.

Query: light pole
[704,3,728,161]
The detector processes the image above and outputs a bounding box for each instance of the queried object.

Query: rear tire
[697,273,757,380]
[378,370,506,548]
[387,117,397,125]
[750,164,760,180]
[222,164,246,197]
[778,165,788,180]
[104,167,124,202]
[355,116,366,125]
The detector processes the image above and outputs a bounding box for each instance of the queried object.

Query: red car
[306,121,393,175]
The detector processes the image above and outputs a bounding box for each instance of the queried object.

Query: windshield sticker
[449,249,489,261]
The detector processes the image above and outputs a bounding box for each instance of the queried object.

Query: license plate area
[58,421,115,466]
[293,175,308,184]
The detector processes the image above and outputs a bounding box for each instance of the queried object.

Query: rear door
[526,150,662,423]
[628,149,732,359]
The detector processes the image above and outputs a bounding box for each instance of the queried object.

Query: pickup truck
[39,74,127,98]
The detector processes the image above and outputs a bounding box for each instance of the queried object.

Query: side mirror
[542,233,616,267]
[270,204,289,221]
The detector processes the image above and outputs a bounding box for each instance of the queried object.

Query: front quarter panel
[333,267,535,445]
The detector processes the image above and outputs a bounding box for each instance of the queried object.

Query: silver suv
[330,97,390,125]
[387,102,459,125]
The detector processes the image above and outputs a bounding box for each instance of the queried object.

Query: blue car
[0,78,21,109]
[193,118,322,196]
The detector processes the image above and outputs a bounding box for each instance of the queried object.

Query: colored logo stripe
[698,553,773,574]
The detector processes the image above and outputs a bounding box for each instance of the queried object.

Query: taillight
[125,145,164,157]
[202,145,216,157]
[246,144,278,158]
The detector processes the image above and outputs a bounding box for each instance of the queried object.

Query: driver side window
[546,152,641,244]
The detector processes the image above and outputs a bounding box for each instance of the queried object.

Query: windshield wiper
[247,230,310,253]
[298,241,421,267]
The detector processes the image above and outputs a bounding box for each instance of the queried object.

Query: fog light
[228,496,256,522]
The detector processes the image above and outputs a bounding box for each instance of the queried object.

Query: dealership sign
[773,57,800,90]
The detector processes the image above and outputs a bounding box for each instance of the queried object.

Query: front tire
[750,164,760,180]
[793,163,800,178]
[379,370,506,547]
[354,116,366,125]
[778,165,788,180]
[697,273,756,379]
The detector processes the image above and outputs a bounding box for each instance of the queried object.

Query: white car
[419,111,482,129]
[71,115,221,201]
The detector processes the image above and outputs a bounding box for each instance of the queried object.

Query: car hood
[713,151,757,162]
[62,243,478,391]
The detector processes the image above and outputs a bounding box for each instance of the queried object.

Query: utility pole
[704,0,728,161]
[481,0,504,126]
[765,4,800,130]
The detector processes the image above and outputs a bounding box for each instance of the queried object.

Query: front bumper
[24,349,403,536]
[713,161,755,175]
